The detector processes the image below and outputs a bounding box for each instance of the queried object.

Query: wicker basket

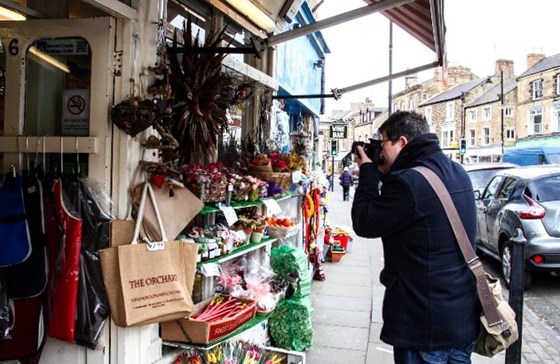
[249,171,292,191]
[267,224,299,239]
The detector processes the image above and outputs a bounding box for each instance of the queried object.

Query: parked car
[475,165,560,289]
[462,162,518,195]
[503,146,560,166]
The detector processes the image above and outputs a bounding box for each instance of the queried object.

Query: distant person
[338,167,353,201]
[351,111,480,364]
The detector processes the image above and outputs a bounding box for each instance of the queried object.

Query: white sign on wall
[62,89,90,136]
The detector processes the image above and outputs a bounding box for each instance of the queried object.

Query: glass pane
[25,37,91,136]
[24,37,91,177]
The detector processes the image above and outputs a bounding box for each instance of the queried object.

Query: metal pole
[505,228,526,364]
[500,70,505,160]
[388,21,393,115]
[330,155,335,192]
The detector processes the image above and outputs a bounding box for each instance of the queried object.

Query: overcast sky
[317,0,559,114]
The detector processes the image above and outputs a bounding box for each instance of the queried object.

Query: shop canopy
[250,0,446,100]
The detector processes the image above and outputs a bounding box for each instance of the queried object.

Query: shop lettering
[128,274,178,289]
[330,125,347,139]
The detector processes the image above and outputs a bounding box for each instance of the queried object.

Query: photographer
[351,111,480,364]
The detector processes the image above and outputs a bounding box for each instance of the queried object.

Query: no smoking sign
[62,89,90,136]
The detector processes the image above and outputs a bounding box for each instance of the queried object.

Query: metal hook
[75,137,80,176]
[60,137,64,175]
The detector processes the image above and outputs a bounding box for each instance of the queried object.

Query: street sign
[330,124,347,139]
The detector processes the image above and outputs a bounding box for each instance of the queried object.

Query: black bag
[66,178,114,349]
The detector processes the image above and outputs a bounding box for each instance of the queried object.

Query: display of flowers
[249,153,270,167]
[228,173,267,202]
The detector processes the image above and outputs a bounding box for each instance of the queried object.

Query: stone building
[516,53,560,141]
[462,59,518,163]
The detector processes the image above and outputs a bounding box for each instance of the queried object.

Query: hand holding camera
[351,139,383,165]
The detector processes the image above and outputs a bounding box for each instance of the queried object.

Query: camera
[351,139,384,164]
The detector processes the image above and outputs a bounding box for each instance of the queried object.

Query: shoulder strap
[412,166,503,327]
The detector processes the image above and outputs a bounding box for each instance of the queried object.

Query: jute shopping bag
[100,183,198,327]
[131,179,203,241]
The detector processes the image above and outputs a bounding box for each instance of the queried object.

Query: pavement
[306,184,560,364]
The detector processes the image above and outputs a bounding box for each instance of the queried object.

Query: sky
[317,0,560,114]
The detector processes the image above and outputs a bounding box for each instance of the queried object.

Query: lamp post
[500,69,505,159]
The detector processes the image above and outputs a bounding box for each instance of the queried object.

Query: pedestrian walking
[351,111,480,364]
[338,167,353,201]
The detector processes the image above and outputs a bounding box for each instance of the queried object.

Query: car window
[548,153,560,164]
[468,170,499,191]
[483,175,504,199]
[497,177,516,199]
[529,175,560,202]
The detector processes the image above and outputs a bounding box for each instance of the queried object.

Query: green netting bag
[269,296,313,351]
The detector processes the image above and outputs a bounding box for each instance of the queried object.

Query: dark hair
[378,111,430,143]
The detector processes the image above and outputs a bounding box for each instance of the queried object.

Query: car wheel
[501,243,512,287]
[501,242,532,290]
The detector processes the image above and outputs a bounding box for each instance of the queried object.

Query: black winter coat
[351,133,481,351]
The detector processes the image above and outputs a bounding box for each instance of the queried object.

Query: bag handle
[412,166,503,327]
[131,182,168,244]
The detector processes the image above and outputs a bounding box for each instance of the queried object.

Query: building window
[482,107,491,120]
[422,92,429,101]
[506,129,516,139]
[441,128,454,148]
[482,127,490,145]
[504,107,513,117]
[532,79,543,100]
[424,106,432,124]
[400,101,405,111]
[468,109,477,121]
[552,102,560,132]
[469,129,476,146]
[528,106,543,134]
[393,103,398,112]
[409,98,415,111]
[556,74,560,95]
[446,102,455,121]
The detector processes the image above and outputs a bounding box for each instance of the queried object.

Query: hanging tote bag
[131,179,203,241]
[99,182,197,327]
[0,172,31,267]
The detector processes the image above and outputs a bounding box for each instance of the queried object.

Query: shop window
[24,37,91,175]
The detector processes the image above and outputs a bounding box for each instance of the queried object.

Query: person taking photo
[351,111,481,364]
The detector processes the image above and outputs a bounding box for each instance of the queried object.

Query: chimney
[527,53,545,70]
[405,73,418,89]
[495,59,514,80]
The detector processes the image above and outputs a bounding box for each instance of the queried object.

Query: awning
[365,0,445,61]
[253,0,446,99]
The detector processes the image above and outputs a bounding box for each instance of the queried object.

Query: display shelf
[198,192,293,215]
[162,312,273,350]
[196,236,277,268]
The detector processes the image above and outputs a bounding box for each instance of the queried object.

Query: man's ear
[399,135,409,147]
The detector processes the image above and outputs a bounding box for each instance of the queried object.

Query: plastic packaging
[66,177,116,349]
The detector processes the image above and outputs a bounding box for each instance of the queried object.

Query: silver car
[475,165,560,289]
[462,162,518,195]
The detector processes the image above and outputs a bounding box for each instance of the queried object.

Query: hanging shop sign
[329,124,347,139]
[62,89,90,136]
[34,38,90,55]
